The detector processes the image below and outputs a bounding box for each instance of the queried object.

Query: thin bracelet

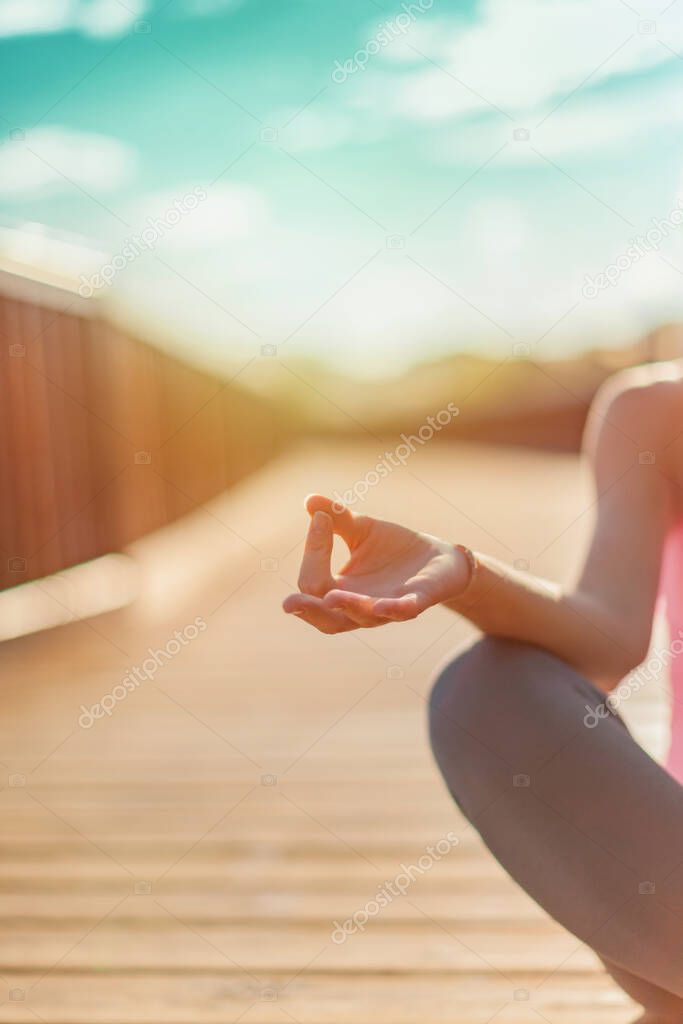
[454,543,479,599]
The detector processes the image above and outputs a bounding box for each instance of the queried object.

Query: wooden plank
[0,920,596,971]
[0,830,493,855]
[0,972,631,1024]
[0,861,517,886]
[0,299,19,586]
[39,309,99,571]
[0,888,547,922]
[81,315,135,555]
[24,301,69,579]
[0,296,39,583]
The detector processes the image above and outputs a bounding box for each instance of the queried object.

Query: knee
[428,640,478,761]
[428,636,562,815]
[429,636,526,753]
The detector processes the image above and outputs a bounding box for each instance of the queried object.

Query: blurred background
[0,2,680,1021]
[3,0,683,590]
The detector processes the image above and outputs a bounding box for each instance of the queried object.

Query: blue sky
[1,0,683,375]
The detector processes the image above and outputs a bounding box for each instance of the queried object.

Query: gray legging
[429,637,683,1020]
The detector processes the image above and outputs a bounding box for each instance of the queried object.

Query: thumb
[298,510,335,596]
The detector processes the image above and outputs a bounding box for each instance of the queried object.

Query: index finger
[297,510,335,597]
[305,494,370,548]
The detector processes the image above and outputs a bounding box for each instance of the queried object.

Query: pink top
[660,523,683,785]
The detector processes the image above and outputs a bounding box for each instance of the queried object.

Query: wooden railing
[0,269,282,591]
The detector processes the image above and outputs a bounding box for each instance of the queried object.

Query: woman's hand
[282,494,471,633]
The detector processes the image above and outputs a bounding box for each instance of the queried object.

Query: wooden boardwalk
[0,442,668,1023]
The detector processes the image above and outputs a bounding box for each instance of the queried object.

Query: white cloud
[109,174,683,376]
[430,73,682,167]
[0,0,72,36]
[392,66,482,121]
[129,183,267,247]
[327,0,682,169]
[77,0,145,37]
[0,0,250,37]
[0,0,147,39]
[383,0,679,120]
[0,127,136,197]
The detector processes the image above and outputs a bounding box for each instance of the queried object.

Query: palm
[338,519,459,601]
[283,495,469,633]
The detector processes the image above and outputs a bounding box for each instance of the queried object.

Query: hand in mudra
[282,495,471,633]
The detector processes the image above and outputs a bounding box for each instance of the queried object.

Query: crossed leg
[428,637,683,1022]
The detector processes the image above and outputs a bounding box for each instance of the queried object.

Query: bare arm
[446,366,680,688]
[283,363,683,692]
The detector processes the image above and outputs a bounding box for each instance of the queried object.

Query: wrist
[447,544,479,604]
